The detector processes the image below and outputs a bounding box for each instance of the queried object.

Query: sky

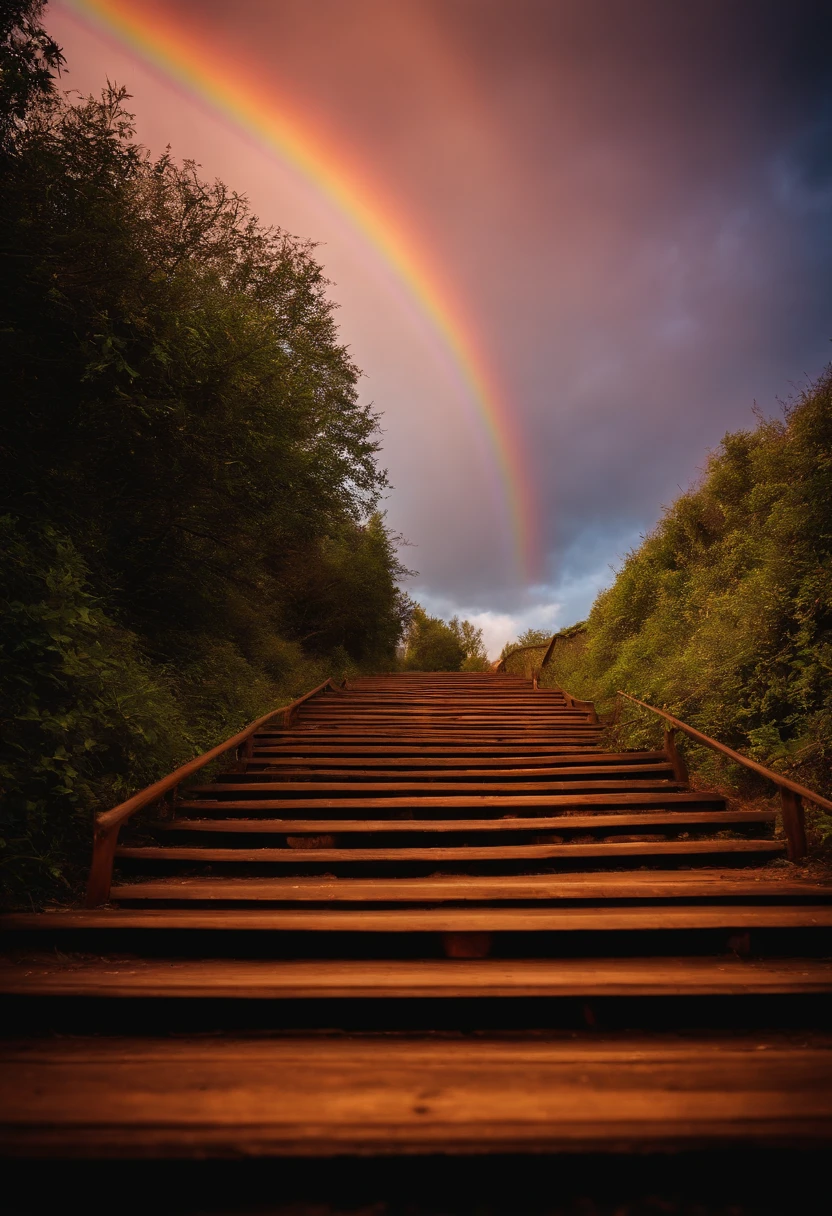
[50,0,832,655]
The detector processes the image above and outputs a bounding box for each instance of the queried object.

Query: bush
[0,517,189,902]
[545,372,832,828]
[401,609,488,671]
[0,14,413,903]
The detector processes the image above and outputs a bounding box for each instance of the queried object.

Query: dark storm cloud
[422,0,832,612]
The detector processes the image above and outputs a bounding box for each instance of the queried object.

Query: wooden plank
[256,724,600,734]
[241,752,669,769]
[2,1036,831,1155]
[161,810,772,832]
[5,901,826,932]
[106,872,832,903]
[251,745,607,756]
[215,763,677,781]
[161,792,729,812]
[2,956,830,999]
[309,711,574,717]
[115,839,782,864]
[259,735,603,744]
[182,779,686,797]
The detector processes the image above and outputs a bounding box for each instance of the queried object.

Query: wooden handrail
[540,633,558,669]
[494,636,556,674]
[85,676,339,906]
[617,690,832,861]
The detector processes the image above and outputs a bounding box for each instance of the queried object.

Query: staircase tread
[4,902,828,930]
[156,792,729,811]
[2,1034,831,1155]
[248,739,603,749]
[184,780,686,795]
[241,752,668,768]
[157,810,772,831]
[103,872,832,902]
[2,956,830,998]
[217,764,676,779]
[115,840,783,863]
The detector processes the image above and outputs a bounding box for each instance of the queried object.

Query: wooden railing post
[780,788,807,862]
[85,822,120,907]
[664,727,689,785]
[616,689,831,861]
[83,676,339,906]
[160,783,180,819]
[541,634,558,670]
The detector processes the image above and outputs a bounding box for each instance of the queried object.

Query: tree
[401,608,489,671]
[402,608,465,671]
[277,514,415,667]
[499,627,551,661]
[0,83,389,650]
[517,628,552,647]
[449,616,491,671]
[0,1,63,154]
[0,59,413,902]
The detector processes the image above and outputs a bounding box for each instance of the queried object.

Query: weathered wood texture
[3,1037,832,1156]
[5,672,831,1158]
[2,956,831,998]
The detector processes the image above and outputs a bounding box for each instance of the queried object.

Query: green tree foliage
[0,1,62,152]
[0,13,412,901]
[0,516,189,902]
[401,608,489,671]
[550,373,832,811]
[1,83,388,636]
[499,627,552,665]
[516,628,552,648]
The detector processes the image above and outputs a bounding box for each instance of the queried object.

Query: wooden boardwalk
[2,672,831,1156]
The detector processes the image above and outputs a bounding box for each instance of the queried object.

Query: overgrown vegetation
[542,375,832,838]
[499,627,551,664]
[0,4,413,903]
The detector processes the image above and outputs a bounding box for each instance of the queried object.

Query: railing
[493,636,555,675]
[616,690,832,862]
[495,636,598,721]
[85,677,340,907]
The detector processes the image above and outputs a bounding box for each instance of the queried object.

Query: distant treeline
[0,6,417,901]
[400,608,490,672]
[536,373,832,829]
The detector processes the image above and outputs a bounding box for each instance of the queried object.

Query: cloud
[413,589,565,659]
[52,0,832,628]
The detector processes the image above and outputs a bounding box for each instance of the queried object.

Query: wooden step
[6,902,826,932]
[260,723,601,732]
[217,762,677,781]
[163,792,729,813]
[251,745,607,756]
[183,779,686,798]
[2,956,830,999]
[106,872,832,904]
[157,810,771,833]
[241,752,669,770]
[115,839,784,865]
[3,1035,831,1155]
[252,738,605,751]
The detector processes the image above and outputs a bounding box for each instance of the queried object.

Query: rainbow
[63,0,540,580]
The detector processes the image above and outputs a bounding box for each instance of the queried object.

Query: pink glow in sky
[50,0,832,655]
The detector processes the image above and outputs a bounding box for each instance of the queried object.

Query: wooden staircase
[2,672,831,1156]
